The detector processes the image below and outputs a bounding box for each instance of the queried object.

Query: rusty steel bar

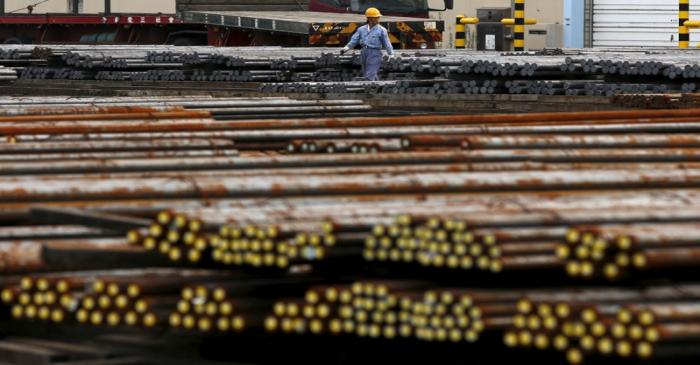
[517,285,700,303]
[174,205,700,231]
[461,134,700,149]
[0,226,108,240]
[575,223,700,247]
[636,247,700,269]
[4,150,700,176]
[623,303,700,321]
[9,131,247,142]
[0,139,234,153]
[0,168,698,202]
[8,118,700,137]
[0,188,698,223]
[198,105,373,115]
[472,227,569,242]
[12,119,700,142]
[0,106,185,116]
[3,161,700,180]
[652,323,700,340]
[0,150,239,163]
[0,110,211,123]
[206,108,700,130]
[0,96,289,105]
[498,242,559,255]
[0,238,144,273]
[498,255,563,270]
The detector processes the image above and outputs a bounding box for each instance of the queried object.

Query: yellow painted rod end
[501,18,538,26]
[460,17,480,25]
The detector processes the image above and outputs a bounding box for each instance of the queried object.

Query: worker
[341,7,394,81]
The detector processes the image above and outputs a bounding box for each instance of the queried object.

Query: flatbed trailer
[184,10,444,48]
[0,0,447,48]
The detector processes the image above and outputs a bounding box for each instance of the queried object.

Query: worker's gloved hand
[340,46,350,55]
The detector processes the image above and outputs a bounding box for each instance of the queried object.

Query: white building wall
[429,0,564,49]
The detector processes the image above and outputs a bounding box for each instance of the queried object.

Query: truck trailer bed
[183,10,443,36]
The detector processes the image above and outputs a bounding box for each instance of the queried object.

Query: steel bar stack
[503,286,700,364]
[6,45,700,97]
[0,98,700,364]
[265,281,514,343]
[0,65,16,83]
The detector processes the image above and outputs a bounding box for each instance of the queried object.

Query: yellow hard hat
[365,7,382,18]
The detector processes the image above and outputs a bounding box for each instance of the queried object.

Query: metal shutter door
[592,0,700,47]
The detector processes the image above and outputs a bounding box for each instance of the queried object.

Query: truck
[0,0,451,48]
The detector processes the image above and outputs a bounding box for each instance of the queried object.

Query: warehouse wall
[429,0,564,49]
[4,0,176,14]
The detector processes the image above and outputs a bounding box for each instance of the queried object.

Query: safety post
[680,0,690,48]
[501,0,537,51]
[456,15,479,49]
[681,0,700,47]
[456,15,466,49]
[455,15,479,49]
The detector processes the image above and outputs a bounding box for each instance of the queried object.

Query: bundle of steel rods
[0,95,373,120]
[0,98,699,363]
[5,45,700,96]
[207,223,342,269]
[362,215,559,274]
[1,269,237,329]
[0,65,17,83]
[560,223,700,280]
[127,210,209,264]
[265,281,502,342]
[503,285,700,363]
[168,275,317,334]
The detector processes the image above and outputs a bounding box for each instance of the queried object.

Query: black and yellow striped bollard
[681,0,700,47]
[456,14,466,49]
[680,0,690,49]
[514,0,526,51]
[456,15,479,50]
[501,0,537,52]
